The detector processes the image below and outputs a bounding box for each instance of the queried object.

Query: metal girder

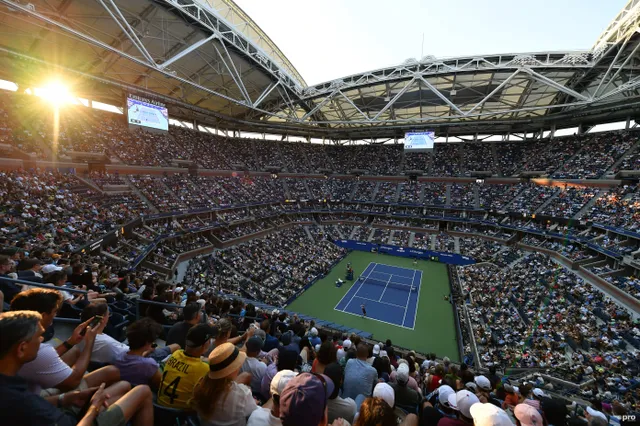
[158,33,217,69]
[466,70,521,116]
[302,52,597,101]
[160,0,303,92]
[372,77,417,120]
[0,0,291,119]
[416,75,464,116]
[98,0,155,66]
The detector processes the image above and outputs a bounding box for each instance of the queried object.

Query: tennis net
[362,277,417,292]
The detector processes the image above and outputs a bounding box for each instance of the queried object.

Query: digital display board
[127,95,169,131]
[404,131,435,152]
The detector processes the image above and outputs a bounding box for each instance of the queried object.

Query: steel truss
[2,0,640,138]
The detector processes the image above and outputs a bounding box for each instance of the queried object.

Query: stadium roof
[1,0,640,139]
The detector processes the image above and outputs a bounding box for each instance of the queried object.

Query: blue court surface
[334,262,421,329]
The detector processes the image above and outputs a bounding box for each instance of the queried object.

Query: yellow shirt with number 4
[157,350,209,409]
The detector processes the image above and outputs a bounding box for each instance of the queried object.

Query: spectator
[76,303,127,363]
[313,341,337,374]
[192,342,257,426]
[420,385,457,426]
[157,323,214,409]
[310,327,322,347]
[502,384,519,410]
[213,317,252,348]
[262,320,280,352]
[343,343,378,400]
[0,255,21,303]
[166,302,202,348]
[260,349,298,402]
[0,310,154,425]
[445,390,480,426]
[279,372,339,426]
[514,404,543,426]
[469,403,513,426]
[12,289,120,394]
[241,336,268,396]
[325,362,357,424]
[114,317,177,387]
[354,396,419,426]
[390,364,420,409]
[426,364,445,393]
[247,370,297,426]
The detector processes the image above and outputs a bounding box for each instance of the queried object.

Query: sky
[233,0,627,86]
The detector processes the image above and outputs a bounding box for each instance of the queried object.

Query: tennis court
[334,262,421,329]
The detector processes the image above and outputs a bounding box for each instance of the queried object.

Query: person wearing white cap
[514,403,543,426]
[585,406,608,423]
[473,375,493,403]
[309,327,321,347]
[373,382,395,408]
[390,364,420,409]
[469,403,513,426]
[247,370,297,426]
[367,344,380,365]
[444,390,481,426]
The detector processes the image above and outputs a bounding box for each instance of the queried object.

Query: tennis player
[361,303,367,317]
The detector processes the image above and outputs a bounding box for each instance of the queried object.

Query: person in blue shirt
[261,319,279,352]
[309,327,322,347]
[342,343,378,401]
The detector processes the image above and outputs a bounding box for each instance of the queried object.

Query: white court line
[378,273,393,302]
[402,270,417,327]
[408,270,422,328]
[336,301,415,330]
[377,264,421,278]
[334,262,377,311]
[357,295,406,309]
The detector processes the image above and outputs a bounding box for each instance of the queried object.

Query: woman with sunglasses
[192,342,257,426]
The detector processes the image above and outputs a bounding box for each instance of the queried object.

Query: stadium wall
[333,239,476,265]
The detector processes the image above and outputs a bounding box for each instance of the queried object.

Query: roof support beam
[211,42,251,104]
[417,76,464,116]
[373,77,417,120]
[466,70,521,116]
[253,81,280,109]
[158,34,217,69]
[521,68,589,102]
[594,40,640,99]
[97,0,156,66]
[338,90,370,121]
[301,91,339,121]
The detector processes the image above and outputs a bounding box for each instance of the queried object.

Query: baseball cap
[185,324,215,348]
[279,373,334,426]
[373,344,380,355]
[373,382,395,408]
[438,385,455,406]
[270,370,298,399]
[310,327,318,336]
[41,264,63,274]
[515,403,543,426]
[246,336,264,353]
[586,406,607,421]
[342,339,352,349]
[469,403,513,426]
[455,390,480,419]
[475,375,492,390]
[532,388,547,398]
[396,363,410,384]
[465,382,478,392]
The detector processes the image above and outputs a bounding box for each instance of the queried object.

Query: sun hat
[207,342,246,379]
